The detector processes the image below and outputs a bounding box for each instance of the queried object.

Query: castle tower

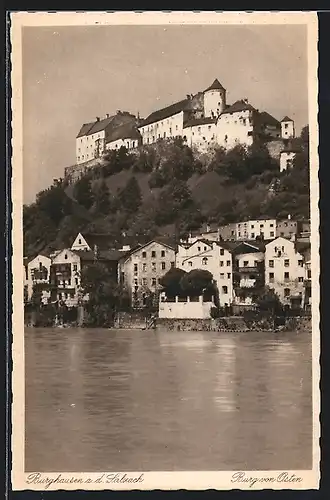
[280,116,295,139]
[203,79,226,118]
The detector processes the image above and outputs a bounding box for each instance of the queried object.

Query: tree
[256,287,282,316]
[93,179,111,214]
[159,267,187,297]
[36,183,72,226]
[118,176,142,214]
[80,262,127,326]
[74,176,94,209]
[180,269,214,297]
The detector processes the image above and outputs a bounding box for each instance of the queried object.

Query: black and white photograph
[11,11,319,490]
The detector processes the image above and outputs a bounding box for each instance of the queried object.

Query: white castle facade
[74,78,295,167]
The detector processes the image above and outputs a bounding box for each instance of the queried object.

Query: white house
[175,239,234,306]
[236,218,277,241]
[265,237,309,307]
[25,254,52,303]
[215,99,256,150]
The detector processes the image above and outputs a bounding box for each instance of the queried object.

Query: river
[25,327,312,472]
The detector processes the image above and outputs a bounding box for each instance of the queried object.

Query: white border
[10,11,320,490]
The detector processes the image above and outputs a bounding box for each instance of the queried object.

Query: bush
[210,306,220,319]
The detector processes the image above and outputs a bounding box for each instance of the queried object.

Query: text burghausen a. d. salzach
[26,472,144,489]
[231,471,303,488]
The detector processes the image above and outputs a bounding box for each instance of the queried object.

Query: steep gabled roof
[183,117,217,129]
[106,123,141,144]
[232,241,265,254]
[222,99,257,115]
[281,116,293,122]
[122,239,176,261]
[258,111,281,128]
[140,98,188,127]
[79,233,115,251]
[76,122,95,138]
[204,79,226,92]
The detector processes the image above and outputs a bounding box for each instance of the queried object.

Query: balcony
[237,266,261,273]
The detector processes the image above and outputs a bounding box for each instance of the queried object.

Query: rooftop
[183,117,217,129]
[222,99,257,115]
[204,78,226,92]
[140,98,189,127]
[281,115,293,122]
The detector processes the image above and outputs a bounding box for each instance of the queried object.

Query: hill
[23,130,310,257]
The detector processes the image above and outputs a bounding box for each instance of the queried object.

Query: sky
[22,23,308,204]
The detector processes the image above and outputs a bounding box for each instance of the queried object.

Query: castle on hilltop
[67,78,296,181]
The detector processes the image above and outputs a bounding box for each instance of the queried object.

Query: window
[270,231,274,237]
[220,249,224,256]
[73,264,78,271]
[238,232,241,237]
[197,246,201,252]
[222,286,228,294]
[284,288,290,297]
[307,270,311,279]
[270,223,274,227]
[64,254,68,260]
[220,273,225,279]
[227,273,231,279]
[202,257,208,266]
[152,278,157,287]
[269,260,274,268]
[284,272,290,280]
[298,259,303,267]
[161,262,166,270]
[204,246,207,251]
[142,251,147,258]
[269,272,274,282]
[161,250,165,257]
[284,259,290,267]
[142,263,147,272]
[254,260,259,267]
[152,262,156,272]
[151,251,156,258]
[171,262,175,268]
[220,261,224,267]
[142,278,147,286]
[208,125,212,130]
[176,125,178,131]
[251,232,255,239]
[251,224,254,229]
[260,224,264,228]
[284,123,288,129]
[243,261,248,267]
[75,278,79,285]
[280,232,284,236]
[226,260,230,266]
[134,264,138,274]
[298,277,304,282]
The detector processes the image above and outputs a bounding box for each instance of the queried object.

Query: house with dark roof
[175,238,234,306]
[118,239,176,308]
[265,236,310,307]
[76,111,139,165]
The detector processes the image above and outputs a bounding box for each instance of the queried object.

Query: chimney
[106,113,110,118]
[93,244,99,259]
[96,117,100,122]
[186,94,191,100]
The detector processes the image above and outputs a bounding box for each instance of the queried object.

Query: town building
[175,239,235,306]
[119,240,176,308]
[265,237,310,308]
[280,149,297,172]
[236,218,277,241]
[276,216,299,239]
[231,241,265,311]
[25,254,52,303]
[49,246,130,307]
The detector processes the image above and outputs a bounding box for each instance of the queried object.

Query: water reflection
[25,328,312,472]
